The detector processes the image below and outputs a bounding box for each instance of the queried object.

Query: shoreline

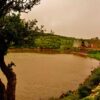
[8,48,89,57]
[8,48,100,60]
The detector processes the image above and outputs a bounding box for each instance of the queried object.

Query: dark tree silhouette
[0,0,40,100]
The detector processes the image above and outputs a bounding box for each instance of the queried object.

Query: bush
[78,85,91,98]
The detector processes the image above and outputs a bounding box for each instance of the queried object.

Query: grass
[88,51,100,60]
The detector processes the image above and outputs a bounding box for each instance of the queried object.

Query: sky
[21,0,100,39]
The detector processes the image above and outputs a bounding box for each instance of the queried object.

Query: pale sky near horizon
[21,0,100,39]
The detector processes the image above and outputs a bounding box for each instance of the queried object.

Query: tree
[0,0,40,100]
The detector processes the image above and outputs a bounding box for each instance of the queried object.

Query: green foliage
[88,51,100,60]
[61,94,79,100]
[0,13,75,51]
[78,85,91,98]
[0,5,75,52]
[34,36,61,49]
[1,14,73,50]
[34,35,74,50]
[60,67,100,100]
[78,67,100,98]
[95,92,100,100]
[89,68,100,86]
[0,0,40,55]
[0,0,40,18]
[0,14,48,49]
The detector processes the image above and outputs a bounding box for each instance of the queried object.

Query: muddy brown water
[0,53,99,100]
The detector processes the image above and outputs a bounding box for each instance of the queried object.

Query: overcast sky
[21,0,100,39]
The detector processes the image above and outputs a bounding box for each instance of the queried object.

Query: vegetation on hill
[1,14,75,50]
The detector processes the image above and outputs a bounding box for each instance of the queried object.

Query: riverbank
[8,48,80,55]
[8,48,100,61]
[10,48,100,60]
[58,51,100,100]
[88,51,100,60]
[59,66,100,100]
[8,48,61,54]
[7,48,87,53]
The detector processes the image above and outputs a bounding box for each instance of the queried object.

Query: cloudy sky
[21,0,100,39]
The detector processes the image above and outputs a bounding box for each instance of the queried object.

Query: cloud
[21,0,100,38]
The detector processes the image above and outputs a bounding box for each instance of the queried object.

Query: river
[0,53,99,100]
